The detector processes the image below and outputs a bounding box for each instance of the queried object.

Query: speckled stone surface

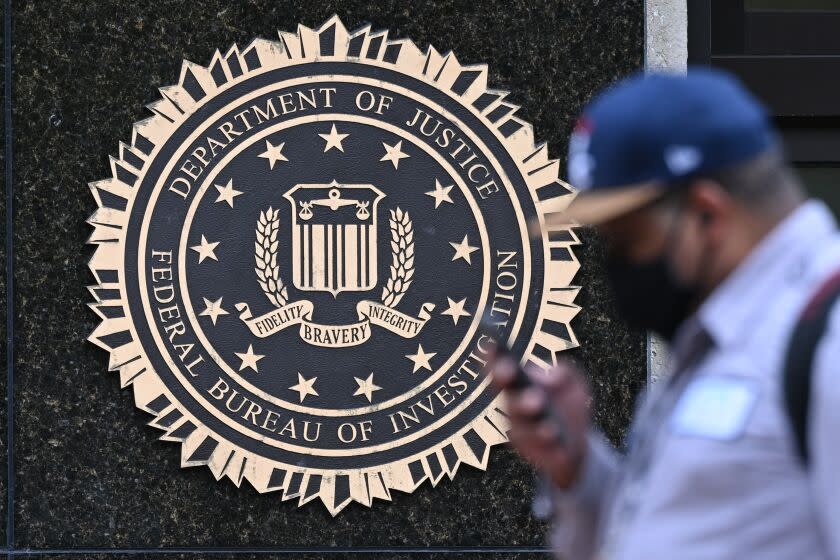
[1,0,8,548]
[10,0,643,551]
[39,554,554,559]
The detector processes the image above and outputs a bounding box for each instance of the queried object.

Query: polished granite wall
[3,0,644,556]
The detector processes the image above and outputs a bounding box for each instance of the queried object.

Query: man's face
[600,176,763,319]
[597,189,713,289]
[591,189,717,337]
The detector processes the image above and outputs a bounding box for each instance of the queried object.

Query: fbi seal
[88,17,579,514]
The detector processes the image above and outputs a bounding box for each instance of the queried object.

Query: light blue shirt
[552,200,840,559]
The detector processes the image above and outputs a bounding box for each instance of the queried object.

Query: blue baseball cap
[561,67,777,224]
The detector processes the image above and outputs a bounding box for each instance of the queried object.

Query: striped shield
[283,183,385,296]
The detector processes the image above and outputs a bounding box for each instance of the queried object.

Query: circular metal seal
[87,16,579,514]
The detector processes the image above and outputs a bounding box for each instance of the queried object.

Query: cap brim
[545,182,665,227]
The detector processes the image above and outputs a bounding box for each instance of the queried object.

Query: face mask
[605,203,708,341]
[605,251,696,341]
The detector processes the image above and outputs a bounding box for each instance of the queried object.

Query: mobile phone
[479,312,568,442]
[478,312,533,391]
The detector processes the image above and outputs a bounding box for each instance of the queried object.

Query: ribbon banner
[235,300,436,348]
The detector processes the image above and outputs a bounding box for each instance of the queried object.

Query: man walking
[491,69,840,558]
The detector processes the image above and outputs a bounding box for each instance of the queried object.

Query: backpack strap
[784,270,840,466]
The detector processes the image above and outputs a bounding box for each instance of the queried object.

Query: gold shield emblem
[283,182,385,296]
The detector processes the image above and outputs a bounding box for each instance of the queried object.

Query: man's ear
[686,179,732,238]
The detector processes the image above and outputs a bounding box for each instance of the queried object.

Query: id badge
[670,377,759,441]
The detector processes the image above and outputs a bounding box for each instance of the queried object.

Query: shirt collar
[697,199,837,349]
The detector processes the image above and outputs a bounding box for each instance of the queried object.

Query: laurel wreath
[255,207,288,308]
[382,207,414,308]
[254,205,413,309]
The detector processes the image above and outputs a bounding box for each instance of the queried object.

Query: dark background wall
[1,1,645,557]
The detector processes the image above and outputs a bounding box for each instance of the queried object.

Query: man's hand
[488,353,592,489]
